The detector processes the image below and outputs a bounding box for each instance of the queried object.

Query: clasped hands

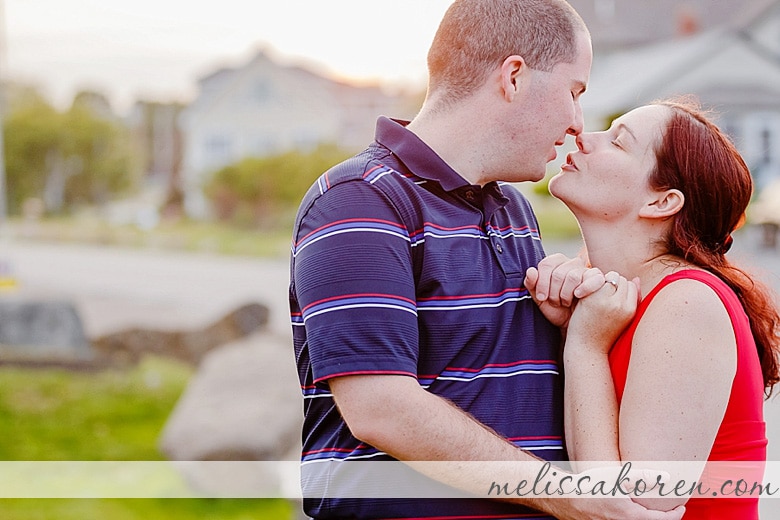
[524,254,640,348]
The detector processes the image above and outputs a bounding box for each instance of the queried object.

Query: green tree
[204,144,351,226]
[59,104,136,209]
[2,89,137,215]
[3,97,61,214]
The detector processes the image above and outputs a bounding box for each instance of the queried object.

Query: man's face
[509,30,592,182]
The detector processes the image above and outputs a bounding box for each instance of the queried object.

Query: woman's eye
[611,140,622,148]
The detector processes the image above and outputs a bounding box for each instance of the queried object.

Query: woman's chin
[547,177,568,202]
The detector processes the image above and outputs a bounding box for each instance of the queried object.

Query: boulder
[0,299,93,363]
[159,329,302,463]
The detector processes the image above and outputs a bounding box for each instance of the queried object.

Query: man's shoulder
[293,147,421,230]
[319,148,410,191]
[299,147,418,212]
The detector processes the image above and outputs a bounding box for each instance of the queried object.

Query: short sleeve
[291,180,419,383]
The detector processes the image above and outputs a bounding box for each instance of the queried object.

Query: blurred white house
[568,0,769,52]
[176,0,780,219]
[178,50,420,218]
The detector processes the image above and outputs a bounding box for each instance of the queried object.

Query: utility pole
[0,0,14,293]
[0,0,7,231]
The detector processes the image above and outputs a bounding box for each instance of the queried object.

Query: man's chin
[528,170,548,183]
[499,167,547,184]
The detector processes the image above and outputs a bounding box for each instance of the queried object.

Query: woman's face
[548,104,671,221]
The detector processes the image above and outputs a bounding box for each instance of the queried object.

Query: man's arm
[330,373,685,520]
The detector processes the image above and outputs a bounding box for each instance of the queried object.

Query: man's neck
[406,104,491,186]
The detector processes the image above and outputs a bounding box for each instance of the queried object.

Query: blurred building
[179,50,420,218]
[576,0,780,191]
[568,0,771,52]
[127,101,185,219]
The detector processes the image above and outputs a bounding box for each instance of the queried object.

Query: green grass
[10,217,294,259]
[0,357,295,519]
[0,357,189,461]
[0,498,293,520]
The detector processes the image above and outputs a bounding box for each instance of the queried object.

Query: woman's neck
[581,222,687,298]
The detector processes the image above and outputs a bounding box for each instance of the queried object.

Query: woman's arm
[618,280,736,509]
[563,341,621,465]
[563,278,736,510]
[562,274,637,466]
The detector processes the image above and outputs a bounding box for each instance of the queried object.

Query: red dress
[609,269,767,519]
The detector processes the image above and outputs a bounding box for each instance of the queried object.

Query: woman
[528,100,780,518]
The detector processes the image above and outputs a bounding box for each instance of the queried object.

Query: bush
[204,144,351,227]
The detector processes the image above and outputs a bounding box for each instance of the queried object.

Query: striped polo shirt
[289,117,563,519]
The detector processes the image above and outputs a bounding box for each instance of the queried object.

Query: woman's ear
[500,55,527,102]
[639,189,685,219]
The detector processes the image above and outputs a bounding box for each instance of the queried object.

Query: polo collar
[374,117,471,192]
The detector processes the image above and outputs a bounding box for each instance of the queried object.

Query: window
[205,135,233,165]
[254,81,272,105]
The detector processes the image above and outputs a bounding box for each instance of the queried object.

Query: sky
[3,0,455,113]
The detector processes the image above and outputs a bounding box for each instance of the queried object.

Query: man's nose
[567,103,584,136]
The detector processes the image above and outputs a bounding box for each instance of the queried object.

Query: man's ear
[639,189,685,219]
[500,55,527,102]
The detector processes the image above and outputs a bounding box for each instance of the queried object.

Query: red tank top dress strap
[607,269,767,520]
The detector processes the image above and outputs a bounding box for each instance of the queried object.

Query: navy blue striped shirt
[289,117,563,519]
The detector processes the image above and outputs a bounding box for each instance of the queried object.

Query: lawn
[8,194,580,261]
[10,217,295,259]
[0,356,294,519]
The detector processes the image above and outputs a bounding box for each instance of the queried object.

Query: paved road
[2,228,780,511]
[0,238,292,341]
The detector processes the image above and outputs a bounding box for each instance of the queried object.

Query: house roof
[582,5,780,126]
[568,0,780,51]
[736,0,780,32]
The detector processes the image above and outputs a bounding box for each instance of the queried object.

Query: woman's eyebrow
[615,122,638,142]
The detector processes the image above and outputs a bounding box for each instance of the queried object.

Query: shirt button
[495,242,504,254]
[464,190,476,201]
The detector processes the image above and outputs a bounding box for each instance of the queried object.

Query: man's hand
[525,253,604,328]
[551,496,686,520]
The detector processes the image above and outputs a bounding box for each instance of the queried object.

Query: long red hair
[650,99,780,396]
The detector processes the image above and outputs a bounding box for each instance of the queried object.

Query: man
[289,1,684,518]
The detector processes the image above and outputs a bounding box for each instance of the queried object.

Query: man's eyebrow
[616,122,637,142]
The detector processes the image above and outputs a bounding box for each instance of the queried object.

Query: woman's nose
[575,133,586,152]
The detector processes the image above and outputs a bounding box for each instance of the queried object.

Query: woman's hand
[565,271,640,354]
[525,253,604,329]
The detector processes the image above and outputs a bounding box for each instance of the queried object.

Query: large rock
[159,330,302,462]
[0,299,93,363]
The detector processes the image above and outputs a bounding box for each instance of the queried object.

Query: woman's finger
[573,267,605,298]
